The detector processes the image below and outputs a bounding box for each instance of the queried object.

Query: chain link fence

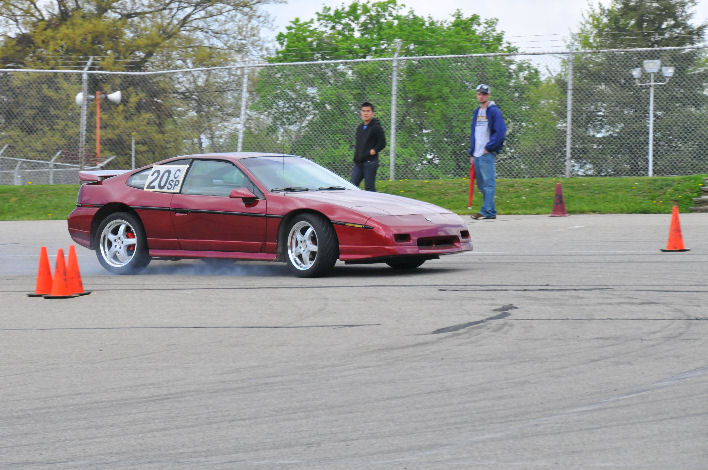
[1,46,707,184]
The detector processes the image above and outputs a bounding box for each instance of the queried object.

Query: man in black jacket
[351,101,386,191]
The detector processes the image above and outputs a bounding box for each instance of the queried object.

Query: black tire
[285,213,338,277]
[95,212,150,274]
[386,256,426,270]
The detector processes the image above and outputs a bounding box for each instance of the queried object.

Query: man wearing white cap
[468,84,506,220]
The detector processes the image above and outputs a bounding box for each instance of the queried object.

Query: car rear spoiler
[78,169,131,183]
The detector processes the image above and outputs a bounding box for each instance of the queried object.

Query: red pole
[467,161,475,209]
[95,90,101,165]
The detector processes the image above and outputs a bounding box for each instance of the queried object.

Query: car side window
[181,160,250,197]
[127,168,151,189]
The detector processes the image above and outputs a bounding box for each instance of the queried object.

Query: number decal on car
[144,165,189,193]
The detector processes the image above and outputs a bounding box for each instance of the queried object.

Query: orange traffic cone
[44,248,76,299]
[661,206,690,252]
[27,246,53,297]
[67,245,90,296]
[550,182,568,217]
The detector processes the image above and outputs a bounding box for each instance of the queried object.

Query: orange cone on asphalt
[550,182,568,217]
[27,246,52,297]
[661,206,690,252]
[44,248,76,299]
[66,245,90,296]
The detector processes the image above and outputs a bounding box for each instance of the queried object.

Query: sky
[261,0,708,51]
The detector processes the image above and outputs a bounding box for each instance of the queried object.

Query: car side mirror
[229,187,258,202]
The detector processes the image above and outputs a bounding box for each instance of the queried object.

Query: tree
[576,0,704,49]
[565,0,707,175]
[249,0,543,179]
[0,0,276,70]
[271,0,508,61]
[511,78,567,177]
[0,0,277,165]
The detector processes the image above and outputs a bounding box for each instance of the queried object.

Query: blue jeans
[351,159,379,191]
[474,153,496,217]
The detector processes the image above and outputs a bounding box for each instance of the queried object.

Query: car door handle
[173,209,190,215]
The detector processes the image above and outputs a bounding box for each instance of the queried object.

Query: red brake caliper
[127,231,135,251]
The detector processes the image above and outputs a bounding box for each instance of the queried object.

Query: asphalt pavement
[1,214,706,469]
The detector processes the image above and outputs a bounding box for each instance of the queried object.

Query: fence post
[131,132,136,169]
[389,39,402,181]
[13,160,22,185]
[0,145,5,185]
[237,64,249,152]
[78,57,93,170]
[565,44,574,178]
[49,150,61,185]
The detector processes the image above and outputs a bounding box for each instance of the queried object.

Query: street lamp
[75,90,121,166]
[631,59,673,177]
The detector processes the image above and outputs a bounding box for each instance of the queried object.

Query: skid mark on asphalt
[4,283,708,294]
[429,304,707,335]
[569,366,708,413]
[0,324,381,332]
[362,367,708,467]
[432,304,518,334]
[441,287,613,292]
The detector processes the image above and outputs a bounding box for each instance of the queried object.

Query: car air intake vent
[417,236,459,249]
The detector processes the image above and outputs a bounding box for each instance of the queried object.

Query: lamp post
[631,59,673,177]
[75,90,121,166]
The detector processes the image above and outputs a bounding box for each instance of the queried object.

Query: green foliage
[508,78,567,177]
[562,0,708,176]
[2,175,704,220]
[0,0,272,164]
[250,0,543,179]
[272,1,509,62]
[0,0,271,70]
[576,0,705,49]
[0,72,82,158]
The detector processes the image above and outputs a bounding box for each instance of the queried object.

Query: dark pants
[351,159,379,191]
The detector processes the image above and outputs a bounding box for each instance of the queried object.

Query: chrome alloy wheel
[287,220,319,271]
[99,218,138,268]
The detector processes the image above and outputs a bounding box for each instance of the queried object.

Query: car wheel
[285,213,338,277]
[386,257,426,270]
[95,212,150,274]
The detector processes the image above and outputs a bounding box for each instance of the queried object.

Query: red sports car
[68,153,472,277]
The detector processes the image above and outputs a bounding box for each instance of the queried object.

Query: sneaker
[471,213,496,220]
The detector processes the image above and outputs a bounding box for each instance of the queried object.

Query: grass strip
[0,175,705,221]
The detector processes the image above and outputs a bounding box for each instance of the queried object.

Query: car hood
[287,190,453,217]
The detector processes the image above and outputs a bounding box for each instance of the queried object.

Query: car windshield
[240,155,359,192]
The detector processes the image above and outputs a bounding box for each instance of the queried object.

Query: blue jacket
[468,103,506,157]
